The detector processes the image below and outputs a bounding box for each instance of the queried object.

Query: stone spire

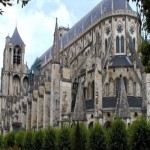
[72,79,87,121]
[11,27,25,46]
[52,18,60,63]
[116,75,130,119]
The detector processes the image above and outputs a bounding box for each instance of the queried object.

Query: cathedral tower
[1,27,28,96]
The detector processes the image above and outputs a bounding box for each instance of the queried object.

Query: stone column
[94,57,102,123]
[43,81,50,128]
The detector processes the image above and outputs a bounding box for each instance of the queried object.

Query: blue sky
[0,0,136,70]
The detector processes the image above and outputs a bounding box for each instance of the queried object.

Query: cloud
[0,0,77,70]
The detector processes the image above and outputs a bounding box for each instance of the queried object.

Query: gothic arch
[13,45,21,64]
[88,121,93,128]
[121,35,124,53]
[115,77,120,97]
[13,74,20,96]
[23,76,28,95]
[116,36,120,53]
[87,82,92,99]
[91,81,95,99]
[109,78,114,96]
[104,121,111,129]
[123,77,128,94]
[128,78,133,96]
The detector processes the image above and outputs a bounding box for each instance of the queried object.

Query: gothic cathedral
[0,0,149,133]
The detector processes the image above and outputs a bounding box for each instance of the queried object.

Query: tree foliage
[73,123,88,150]
[139,39,150,72]
[33,130,44,150]
[43,126,57,150]
[15,130,25,149]
[23,130,33,150]
[57,126,72,150]
[129,117,150,150]
[4,131,15,149]
[89,122,106,150]
[108,119,128,150]
[0,0,30,15]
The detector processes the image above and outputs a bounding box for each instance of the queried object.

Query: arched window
[133,38,135,50]
[105,39,107,52]
[116,36,120,53]
[123,77,128,93]
[121,36,124,53]
[87,82,91,99]
[116,77,120,97]
[91,81,95,99]
[105,83,109,96]
[23,77,28,95]
[109,79,114,96]
[13,75,20,96]
[128,78,133,96]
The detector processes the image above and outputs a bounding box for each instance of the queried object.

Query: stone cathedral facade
[1,0,150,133]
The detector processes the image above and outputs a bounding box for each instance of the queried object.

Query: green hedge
[1,118,150,150]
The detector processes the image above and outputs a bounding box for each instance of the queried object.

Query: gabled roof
[10,27,25,46]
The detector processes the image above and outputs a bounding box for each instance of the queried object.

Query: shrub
[4,131,15,149]
[109,119,128,150]
[24,130,33,150]
[57,126,72,150]
[43,126,56,150]
[15,130,25,149]
[73,122,88,150]
[33,130,44,150]
[89,122,106,150]
[129,117,150,150]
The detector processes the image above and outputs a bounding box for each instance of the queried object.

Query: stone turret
[50,18,61,126]
[52,18,60,64]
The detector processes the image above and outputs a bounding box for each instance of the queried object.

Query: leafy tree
[89,122,106,150]
[4,131,16,149]
[0,0,30,15]
[33,130,44,150]
[15,130,25,149]
[43,126,56,150]
[24,130,33,150]
[109,119,128,150]
[129,117,150,150]
[139,39,150,73]
[73,122,88,150]
[0,134,4,149]
[57,126,72,150]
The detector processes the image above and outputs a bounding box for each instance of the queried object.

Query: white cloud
[0,0,77,71]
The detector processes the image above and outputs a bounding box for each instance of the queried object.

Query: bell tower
[1,27,28,96]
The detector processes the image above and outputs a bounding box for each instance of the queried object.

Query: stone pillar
[60,68,71,124]
[94,57,102,123]
[32,90,38,130]
[50,63,60,127]
[43,81,51,129]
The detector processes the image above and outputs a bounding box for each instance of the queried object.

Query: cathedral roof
[38,0,133,65]
[11,27,25,46]
[108,55,133,68]
[103,96,143,109]
[61,0,132,46]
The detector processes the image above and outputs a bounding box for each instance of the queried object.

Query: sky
[0,0,136,70]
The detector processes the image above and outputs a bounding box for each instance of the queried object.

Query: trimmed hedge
[1,118,150,150]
